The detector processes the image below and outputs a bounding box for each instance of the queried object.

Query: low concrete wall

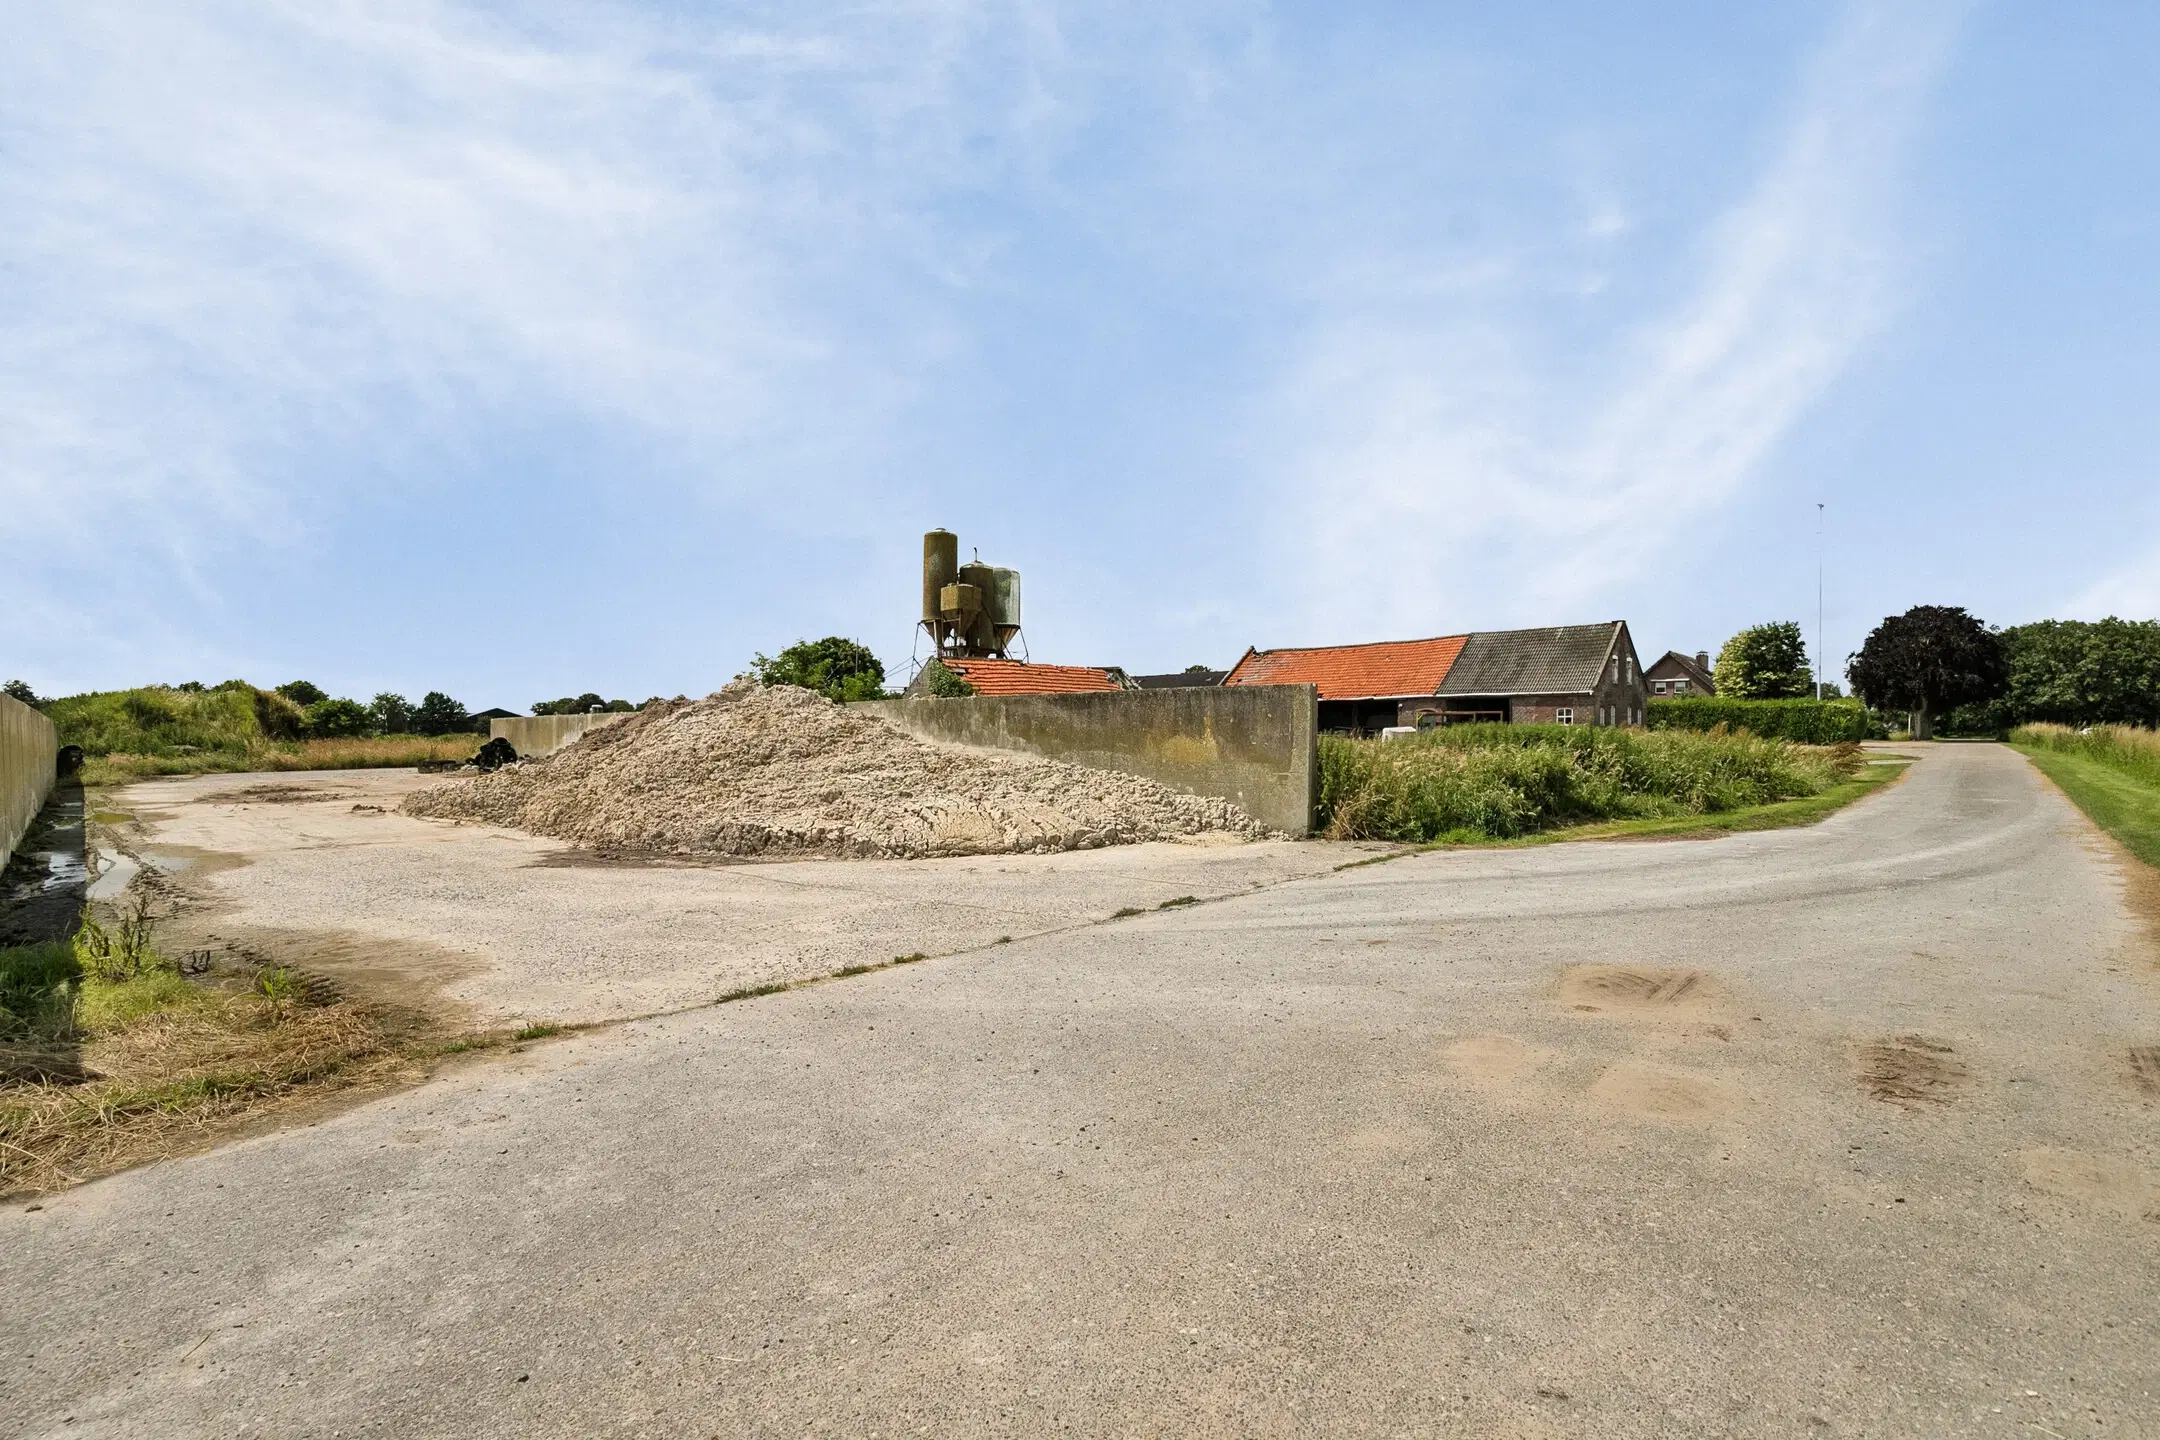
[2,692,60,862]
[490,712,631,758]
[858,685,1318,837]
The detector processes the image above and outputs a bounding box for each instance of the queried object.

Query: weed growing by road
[716,981,792,1004]
[1112,907,1146,919]
[1157,896,1199,909]
[512,1023,563,1041]
[0,917,416,1197]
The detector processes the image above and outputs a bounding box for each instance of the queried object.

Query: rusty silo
[920,530,1021,660]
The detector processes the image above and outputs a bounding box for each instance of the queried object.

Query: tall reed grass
[85,736,478,784]
[1317,724,1862,842]
[2009,723,2160,787]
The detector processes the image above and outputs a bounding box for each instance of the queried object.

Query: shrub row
[1317,723,1862,842]
[1646,698,1882,744]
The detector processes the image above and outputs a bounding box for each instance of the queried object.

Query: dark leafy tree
[2,679,42,708]
[751,637,887,702]
[304,697,374,738]
[276,680,326,707]
[370,692,414,734]
[1847,606,2008,740]
[1713,622,1814,699]
[412,691,470,735]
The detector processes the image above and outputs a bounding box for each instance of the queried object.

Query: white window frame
[1556,707,1573,725]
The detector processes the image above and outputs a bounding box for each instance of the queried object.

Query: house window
[1673,680,1689,694]
[1652,680,1668,694]
[1556,708,1573,725]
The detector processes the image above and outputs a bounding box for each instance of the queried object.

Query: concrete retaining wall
[2,692,60,862]
[490,712,631,758]
[858,685,1318,837]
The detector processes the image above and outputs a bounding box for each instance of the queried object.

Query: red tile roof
[1223,635,1468,701]
[941,659,1124,696]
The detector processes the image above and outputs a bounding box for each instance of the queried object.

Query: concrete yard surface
[101,768,1378,1024]
[6,744,2159,1437]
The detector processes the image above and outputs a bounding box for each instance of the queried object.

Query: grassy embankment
[1318,723,1898,846]
[0,902,562,1196]
[2011,724,2160,868]
[47,686,475,784]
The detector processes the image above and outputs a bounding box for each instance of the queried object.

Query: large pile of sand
[401,682,1266,858]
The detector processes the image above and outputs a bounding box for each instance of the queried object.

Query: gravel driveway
[6,743,2156,1437]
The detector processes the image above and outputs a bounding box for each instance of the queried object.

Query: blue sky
[3,1,2155,710]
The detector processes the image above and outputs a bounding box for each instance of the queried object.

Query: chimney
[1696,651,1709,670]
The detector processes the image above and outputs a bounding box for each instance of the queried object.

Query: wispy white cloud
[1259,0,1966,641]
[0,1,1045,560]
[2065,543,2160,620]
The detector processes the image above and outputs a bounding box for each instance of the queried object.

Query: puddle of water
[1,782,89,944]
[87,847,140,901]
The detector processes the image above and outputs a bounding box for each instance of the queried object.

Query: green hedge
[1316,723,1861,842]
[1646,698,1882,744]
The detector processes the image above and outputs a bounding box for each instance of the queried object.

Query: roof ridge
[1246,633,1469,657]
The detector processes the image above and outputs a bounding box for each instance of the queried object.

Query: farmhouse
[1224,622,1649,736]
[1646,650,1716,697]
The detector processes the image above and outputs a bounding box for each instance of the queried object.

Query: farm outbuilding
[1224,622,1649,736]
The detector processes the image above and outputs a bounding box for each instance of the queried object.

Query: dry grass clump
[0,907,422,1197]
[1318,724,1863,843]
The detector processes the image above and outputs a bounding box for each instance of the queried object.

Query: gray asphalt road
[6,744,2157,1438]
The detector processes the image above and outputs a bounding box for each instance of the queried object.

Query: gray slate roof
[1436,623,1623,697]
[1132,670,1226,689]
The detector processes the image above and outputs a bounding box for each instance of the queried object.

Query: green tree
[1713,622,1814,699]
[370,693,413,734]
[531,692,636,715]
[276,680,326,707]
[3,679,42,708]
[412,692,470,735]
[1847,606,2008,740]
[917,659,975,697]
[2004,617,2160,728]
[304,697,374,738]
[751,637,888,702]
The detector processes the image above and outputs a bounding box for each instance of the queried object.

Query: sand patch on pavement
[1854,1034,1970,1107]
[2019,1147,2159,1220]
[1558,965,1719,1016]
[1587,1061,1738,1123]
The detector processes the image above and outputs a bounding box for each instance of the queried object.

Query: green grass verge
[2013,745,2160,868]
[1407,758,1910,851]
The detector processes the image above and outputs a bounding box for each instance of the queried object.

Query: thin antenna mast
[1816,502,1826,701]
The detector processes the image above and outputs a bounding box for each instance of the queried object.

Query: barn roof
[1222,635,1468,701]
[937,659,1124,696]
[1436,624,1625,696]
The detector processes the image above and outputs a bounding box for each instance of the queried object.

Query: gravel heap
[401,682,1266,859]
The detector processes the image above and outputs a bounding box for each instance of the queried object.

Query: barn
[1224,622,1649,736]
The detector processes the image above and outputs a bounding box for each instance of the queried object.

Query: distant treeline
[1942,618,2160,733]
[1647,698,1881,744]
